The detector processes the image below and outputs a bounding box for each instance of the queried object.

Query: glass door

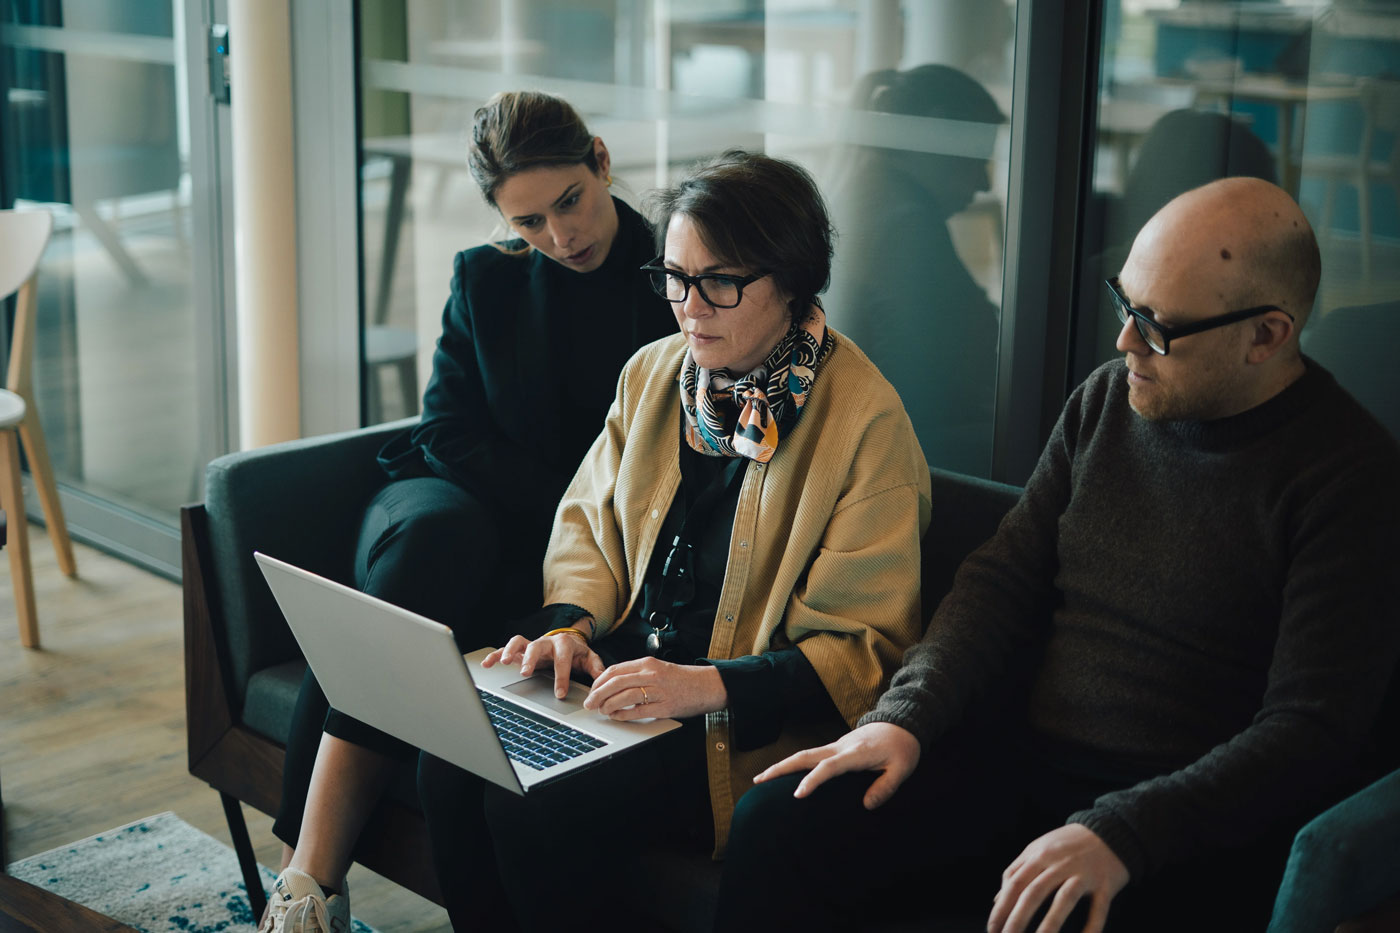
[1074,1,1400,444]
[0,0,232,577]
[354,0,1029,478]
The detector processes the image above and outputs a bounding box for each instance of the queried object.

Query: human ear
[1245,313,1295,364]
[593,137,611,181]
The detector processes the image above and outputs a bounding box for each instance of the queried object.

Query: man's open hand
[752,721,921,809]
[987,824,1129,933]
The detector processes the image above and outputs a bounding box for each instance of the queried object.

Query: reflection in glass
[825,65,1005,475]
[357,1,1019,478]
[1079,1,1400,443]
[1,3,200,522]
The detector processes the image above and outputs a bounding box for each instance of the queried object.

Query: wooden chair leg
[0,430,38,649]
[18,414,76,578]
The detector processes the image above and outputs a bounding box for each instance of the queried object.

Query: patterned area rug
[5,811,378,932]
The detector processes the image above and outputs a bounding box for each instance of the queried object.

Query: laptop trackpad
[500,676,589,716]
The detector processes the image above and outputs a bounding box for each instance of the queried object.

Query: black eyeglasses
[641,258,769,309]
[1105,277,1292,356]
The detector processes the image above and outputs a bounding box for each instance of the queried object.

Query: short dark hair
[468,91,599,206]
[649,149,833,323]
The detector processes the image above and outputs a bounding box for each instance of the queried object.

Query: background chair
[0,209,77,649]
[364,323,418,423]
[361,146,419,423]
[1305,77,1400,280]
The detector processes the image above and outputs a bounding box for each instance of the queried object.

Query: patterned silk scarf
[678,304,834,462]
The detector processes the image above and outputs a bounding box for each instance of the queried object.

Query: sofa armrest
[202,418,416,706]
[1272,766,1400,933]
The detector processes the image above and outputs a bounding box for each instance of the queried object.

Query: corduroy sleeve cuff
[1067,808,1147,883]
[708,656,781,751]
[707,647,829,751]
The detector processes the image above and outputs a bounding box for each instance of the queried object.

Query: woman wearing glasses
[416,149,931,931]
[261,91,673,932]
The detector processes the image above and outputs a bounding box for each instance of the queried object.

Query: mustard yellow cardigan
[543,331,931,852]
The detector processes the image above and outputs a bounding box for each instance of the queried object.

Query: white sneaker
[258,867,351,933]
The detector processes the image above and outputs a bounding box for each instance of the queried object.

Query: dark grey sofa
[182,418,1021,931]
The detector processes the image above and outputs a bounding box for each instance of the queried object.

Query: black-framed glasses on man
[1105,277,1292,356]
[641,257,769,309]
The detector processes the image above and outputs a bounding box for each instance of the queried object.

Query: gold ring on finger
[640,686,650,704]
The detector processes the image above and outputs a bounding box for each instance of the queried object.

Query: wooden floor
[0,526,451,932]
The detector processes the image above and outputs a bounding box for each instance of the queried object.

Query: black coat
[378,197,673,545]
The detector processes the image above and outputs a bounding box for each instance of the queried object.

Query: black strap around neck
[646,454,746,642]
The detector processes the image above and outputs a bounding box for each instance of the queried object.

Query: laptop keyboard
[477,689,608,771]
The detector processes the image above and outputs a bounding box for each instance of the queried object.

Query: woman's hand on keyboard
[584,657,727,720]
[484,630,606,699]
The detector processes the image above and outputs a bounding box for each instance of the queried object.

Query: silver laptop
[254,552,680,794]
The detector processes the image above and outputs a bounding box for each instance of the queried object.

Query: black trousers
[417,715,712,933]
[714,717,1290,933]
[271,476,541,846]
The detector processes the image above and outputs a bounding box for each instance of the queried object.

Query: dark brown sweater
[863,358,1400,880]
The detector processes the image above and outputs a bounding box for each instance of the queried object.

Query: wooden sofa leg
[220,792,268,921]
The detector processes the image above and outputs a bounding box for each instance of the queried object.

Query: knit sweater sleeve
[858,378,1088,745]
[1069,431,1400,880]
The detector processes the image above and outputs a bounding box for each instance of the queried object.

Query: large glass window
[1077,1,1400,442]
[356,0,1022,477]
[2,1,220,573]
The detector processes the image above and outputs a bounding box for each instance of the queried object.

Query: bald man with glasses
[712,178,1400,933]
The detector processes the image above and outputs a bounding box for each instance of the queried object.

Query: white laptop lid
[253,552,679,792]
